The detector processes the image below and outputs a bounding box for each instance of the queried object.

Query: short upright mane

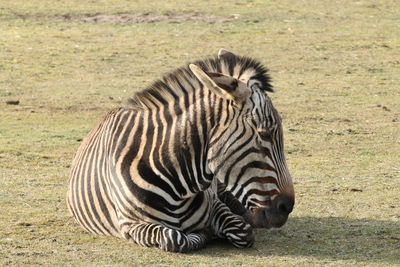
[128,55,272,109]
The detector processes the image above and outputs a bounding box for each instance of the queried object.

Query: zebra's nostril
[276,196,294,215]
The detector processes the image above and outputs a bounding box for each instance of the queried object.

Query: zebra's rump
[67,108,125,237]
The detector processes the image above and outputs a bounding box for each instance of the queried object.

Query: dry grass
[1,0,399,266]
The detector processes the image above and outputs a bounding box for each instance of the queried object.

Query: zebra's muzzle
[252,195,294,228]
[252,207,288,228]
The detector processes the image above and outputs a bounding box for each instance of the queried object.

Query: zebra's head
[190,49,295,228]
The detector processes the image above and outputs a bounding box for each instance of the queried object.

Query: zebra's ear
[189,64,250,104]
[218,49,236,61]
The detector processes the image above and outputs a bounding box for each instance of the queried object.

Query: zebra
[67,49,295,252]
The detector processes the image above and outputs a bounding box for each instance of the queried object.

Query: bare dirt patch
[54,13,238,24]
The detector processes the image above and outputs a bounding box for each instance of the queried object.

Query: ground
[0,0,399,266]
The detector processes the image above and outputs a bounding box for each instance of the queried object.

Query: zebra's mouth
[251,207,289,228]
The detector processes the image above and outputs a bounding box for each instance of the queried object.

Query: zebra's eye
[258,129,272,142]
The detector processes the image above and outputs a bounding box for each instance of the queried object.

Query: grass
[1,0,399,266]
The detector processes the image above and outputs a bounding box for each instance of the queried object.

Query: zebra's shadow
[196,216,400,264]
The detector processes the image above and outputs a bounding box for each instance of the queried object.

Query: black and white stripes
[67,49,294,252]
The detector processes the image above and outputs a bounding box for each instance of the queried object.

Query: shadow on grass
[198,216,400,264]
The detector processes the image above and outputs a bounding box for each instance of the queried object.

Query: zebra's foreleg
[210,199,254,248]
[120,222,211,253]
[216,181,254,226]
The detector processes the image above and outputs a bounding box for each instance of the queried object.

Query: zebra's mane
[127,55,272,109]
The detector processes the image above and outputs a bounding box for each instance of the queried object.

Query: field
[1,0,399,266]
